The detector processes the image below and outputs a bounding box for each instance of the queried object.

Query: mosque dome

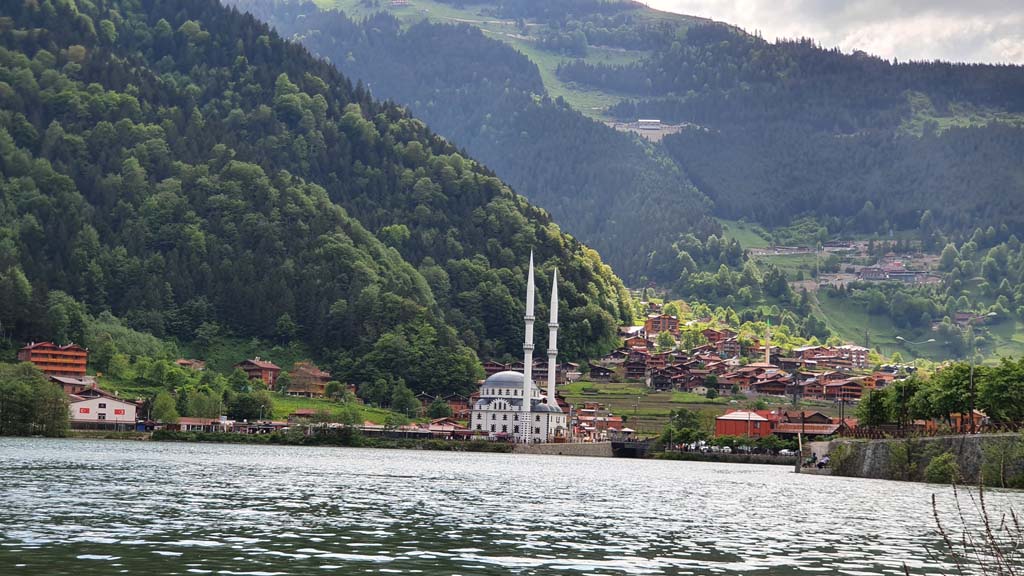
[484,371,525,387]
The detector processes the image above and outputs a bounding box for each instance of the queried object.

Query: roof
[483,370,526,387]
[50,375,97,386]
[716,410,769,422]
[237,358,280,370]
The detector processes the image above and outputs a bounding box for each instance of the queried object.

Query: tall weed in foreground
[916,484,1024,575]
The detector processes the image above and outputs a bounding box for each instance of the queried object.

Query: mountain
[563,23,1024,238]
[255,0,1024,255]
[0,0,633,395]
[229,0,718,283]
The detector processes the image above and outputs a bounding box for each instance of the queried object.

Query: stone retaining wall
[822,433,1024,486]
[513,442,614,458]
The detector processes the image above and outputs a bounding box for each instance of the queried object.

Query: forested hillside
[562,24,1024,235]
[0,0,633,396]
[229,0,717,282]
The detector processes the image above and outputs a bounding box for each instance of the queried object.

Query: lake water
[0,438,1020,575]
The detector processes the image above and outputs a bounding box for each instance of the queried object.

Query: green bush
[924,452,961,484]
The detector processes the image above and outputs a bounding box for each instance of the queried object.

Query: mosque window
[490,425,495,432]
[502,414,507,421]
[535,415,540,422]
[491,414,496,420]
[514,426,519,434]
[502,425,507,433]
[534,427,540,434]
[476,424,481,430]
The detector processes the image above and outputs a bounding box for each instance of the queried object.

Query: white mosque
[470,253,568,443]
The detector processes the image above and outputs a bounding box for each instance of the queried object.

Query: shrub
[924,452,961,484]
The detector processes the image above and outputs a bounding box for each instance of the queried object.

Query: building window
[98,413,106,421]
[490,425,495,432]
[514,426,519,434]
[502,414,507,421]
[476,424,481,430]
[502,425,507,433]
[535,415,540,422]
[98,403,107,409]
[534,427,540,434]
[491,414,496,420]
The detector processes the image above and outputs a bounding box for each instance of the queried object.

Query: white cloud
[642,0,1024,64]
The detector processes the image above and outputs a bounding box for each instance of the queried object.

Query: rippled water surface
[0,438,1020,575]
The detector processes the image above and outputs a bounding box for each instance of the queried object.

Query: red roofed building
[715,410,776,438]
[235,357,281,388]
[18,342,88,377]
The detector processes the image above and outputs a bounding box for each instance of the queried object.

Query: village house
[836,345,869,368]
[289,361,331,397]
[50,375,97,395]
[444,393,472,419]
[702,328,737,344]
[624,335,654,350]
[644,314,680,336]
[482,361,508,377]
[589,365,614,381]
[599,349,628,365]
[717,337,742,358]
[823,379,864,401]
[714,410,774,438]
[624,358,647,380]
[771,411,849,439]
[175,358,206,371]
[235,357,281,389]
[68,386,139,430]
[18,342,88,378]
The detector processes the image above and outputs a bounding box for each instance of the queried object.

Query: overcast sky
[643,1,1024,64]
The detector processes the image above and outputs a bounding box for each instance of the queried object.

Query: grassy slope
[313,0,704,118]
[717,218,771,248]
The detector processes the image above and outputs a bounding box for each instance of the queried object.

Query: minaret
[765,318,772,365]
[521,253,535,443]
[547,269,559,410]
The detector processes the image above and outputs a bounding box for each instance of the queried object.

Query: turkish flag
[79,407,90,414]
[114,409,125,415]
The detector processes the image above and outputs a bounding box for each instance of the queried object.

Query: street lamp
[895,336,935,432]
[259,404,266,422]
[966,312,997,434]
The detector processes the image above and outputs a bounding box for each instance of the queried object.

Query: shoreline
[59,432,796,464]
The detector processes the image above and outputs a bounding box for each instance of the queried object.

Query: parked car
[778,449,796,456]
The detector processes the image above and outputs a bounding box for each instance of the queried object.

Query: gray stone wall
[513,442,614,458]
[822,433,1024,486]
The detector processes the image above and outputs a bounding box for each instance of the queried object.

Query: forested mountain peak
[0,0,632,396]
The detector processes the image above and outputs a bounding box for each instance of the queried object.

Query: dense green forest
[0,0,634,399]
[559,24,1024,235]
[227,0,717,282]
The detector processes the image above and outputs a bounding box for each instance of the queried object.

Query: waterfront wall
[656,451,797,466]
[513,442,614,458]
[823,433,1024,487]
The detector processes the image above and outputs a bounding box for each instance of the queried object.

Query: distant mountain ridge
[240,0,1024,286]
[232,0,718,283]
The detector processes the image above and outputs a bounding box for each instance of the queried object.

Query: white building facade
[470,255,568,442]
[69,394,138,427]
